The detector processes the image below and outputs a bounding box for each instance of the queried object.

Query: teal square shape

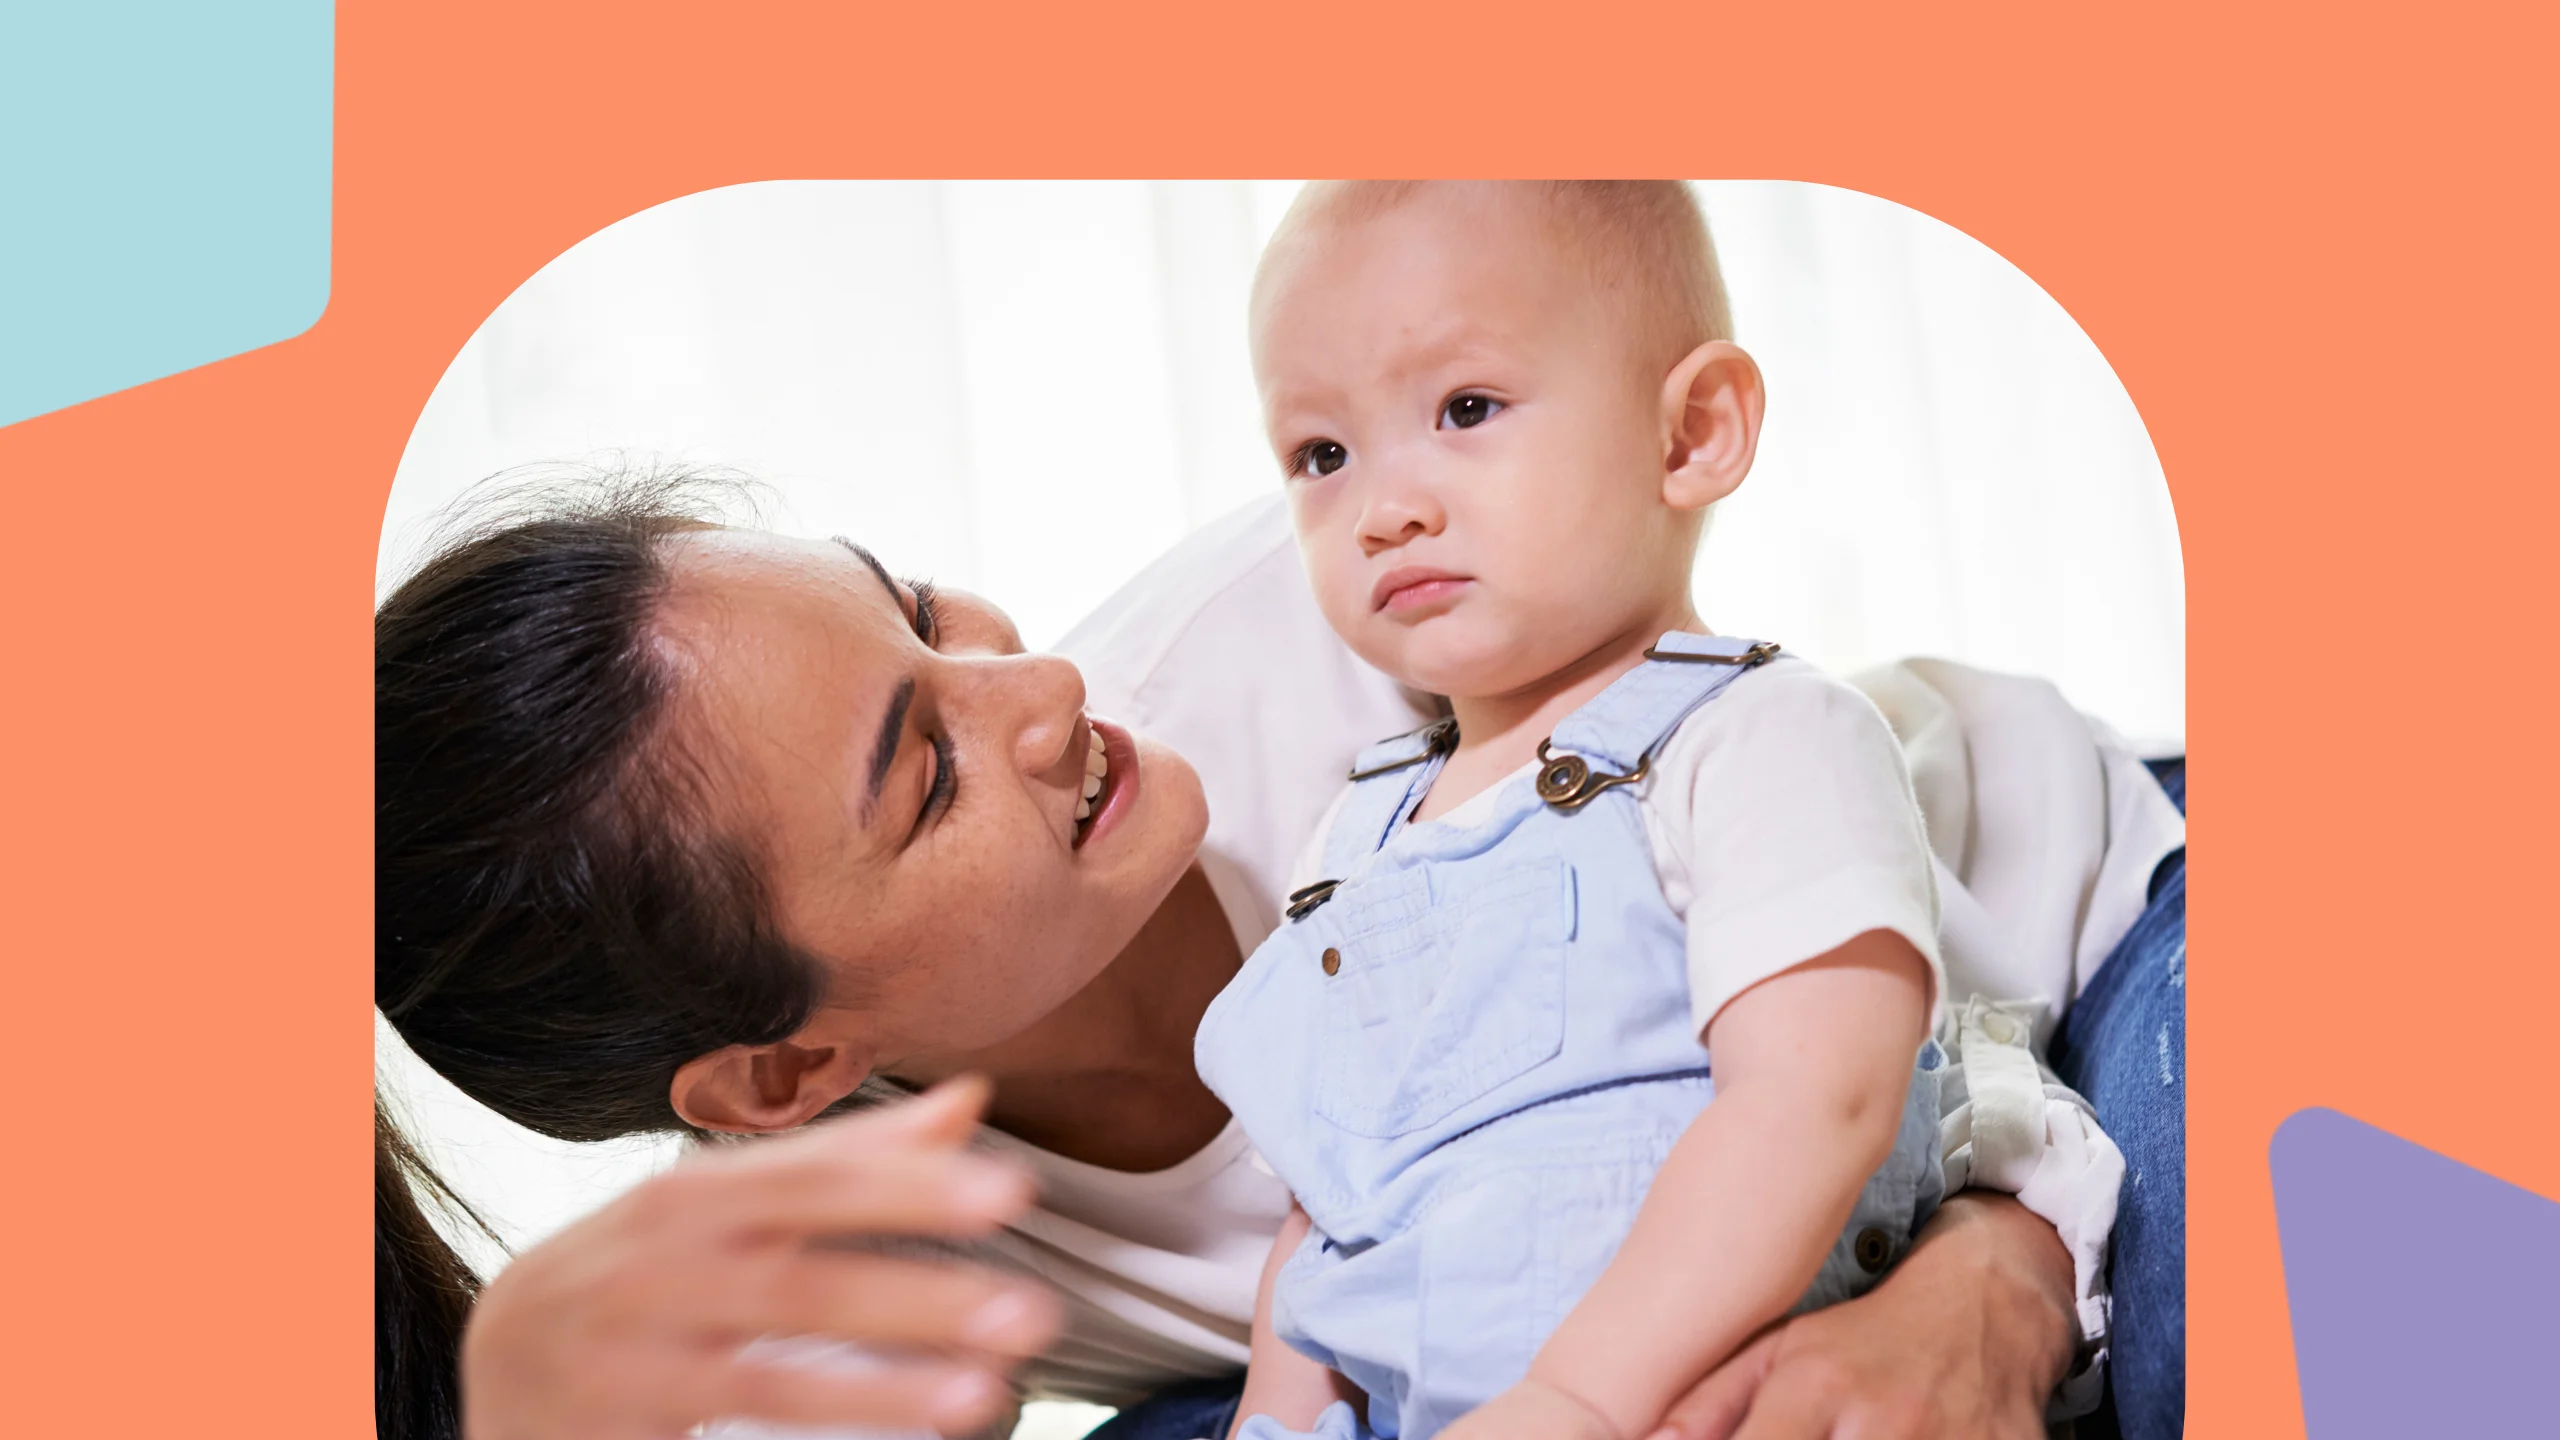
[2,1,333,430]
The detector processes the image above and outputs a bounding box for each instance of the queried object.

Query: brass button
[1854,1227,1892,1275]
[1535,753,1591,803]
[1321,947,1342,976]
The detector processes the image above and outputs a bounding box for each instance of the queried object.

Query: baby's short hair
[1261,180,1733,373]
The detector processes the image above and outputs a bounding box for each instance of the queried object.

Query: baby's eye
[1439,394,1502,430]
[1295,440,1349,478]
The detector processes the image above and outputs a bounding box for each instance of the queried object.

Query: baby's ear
[1659,340,1766,512]
[671,1023,875,1134]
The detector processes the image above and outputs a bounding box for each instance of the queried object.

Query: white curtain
[379,179,2183,1281]
[385,180,2181,740]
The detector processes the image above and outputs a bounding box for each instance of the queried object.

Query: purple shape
[2269,1108,2560,1436]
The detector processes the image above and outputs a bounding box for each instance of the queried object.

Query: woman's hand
[1645,1194,2079,1440]
[460,1077,1063,1440]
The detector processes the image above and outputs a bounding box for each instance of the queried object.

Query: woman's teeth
[1075,726,1109,823]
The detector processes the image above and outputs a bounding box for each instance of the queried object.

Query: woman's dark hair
[373,470,826,1440]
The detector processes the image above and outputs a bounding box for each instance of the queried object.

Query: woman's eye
[1440,394,1501,430]
[1295,441,1349,478]
[913,731,957,839]
[907,577,942,646]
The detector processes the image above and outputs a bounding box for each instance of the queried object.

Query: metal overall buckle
[1531,641,1774,811]
[1640,638,1782,666]
[1294,718,1461,923]
[1534,738,1649,812]
[1344,715,1459,783]
[1285,879,1341,922]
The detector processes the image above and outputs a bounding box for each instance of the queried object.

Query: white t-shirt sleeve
[1641,658,1946,1038]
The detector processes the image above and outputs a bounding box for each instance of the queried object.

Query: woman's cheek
[943,587,1025,655]
[1138,738,1211,855]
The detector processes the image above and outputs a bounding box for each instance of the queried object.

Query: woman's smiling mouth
[1074,718,1139,850]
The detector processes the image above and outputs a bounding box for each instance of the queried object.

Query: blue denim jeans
[1096,763,2189,1440]
[2049,759,2185,1440]
[1081,1377,1242,1440]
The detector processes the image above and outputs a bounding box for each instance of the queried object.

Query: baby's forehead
[1254,182,1695,368]
[1274,184,1581,292]
[1263,193,1594,331]
[1298,180,1572,241]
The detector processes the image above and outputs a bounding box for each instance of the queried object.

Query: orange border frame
[5,4,2555,1434]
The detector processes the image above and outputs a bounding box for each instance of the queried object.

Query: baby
[1192,182,1949,1440]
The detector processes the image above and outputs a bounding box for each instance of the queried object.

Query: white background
[377,180,2183,1437]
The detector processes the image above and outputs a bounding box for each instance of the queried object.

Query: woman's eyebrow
[865,675,917,822]
[828,537,921,828]
[830,535,905,610]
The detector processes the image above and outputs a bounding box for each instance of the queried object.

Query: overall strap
[1545,633,1778,774]
[1313,715,1458,883]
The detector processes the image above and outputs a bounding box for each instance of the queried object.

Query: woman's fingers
[460,1078,1054,1440]
[657,1142,1034,1242]
[689,1078,993,1181]
[632,1093,1035,1247]
[699,1347,1016,1434]
[691,1249,1062,1358]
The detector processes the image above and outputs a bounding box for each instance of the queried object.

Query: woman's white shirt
[965,1118,1283,1407]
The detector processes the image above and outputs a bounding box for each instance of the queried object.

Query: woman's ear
[670,1019,875,1134]
[1659,340,1766,513]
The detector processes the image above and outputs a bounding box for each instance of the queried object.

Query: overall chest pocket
[1312,857,1576,1139]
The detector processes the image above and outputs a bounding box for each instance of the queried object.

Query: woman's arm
[1648,1193,2078,1440]
[460,1080,1063,1440]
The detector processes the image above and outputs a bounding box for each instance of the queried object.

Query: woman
[379,472,2176,1440]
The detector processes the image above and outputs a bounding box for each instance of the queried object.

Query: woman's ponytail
[376,1092,498,1440]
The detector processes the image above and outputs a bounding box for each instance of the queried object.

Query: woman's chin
[1121,731,1208,861]
[1155,740,1211,847]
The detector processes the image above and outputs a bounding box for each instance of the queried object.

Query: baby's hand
[1438,1379,1623,1440]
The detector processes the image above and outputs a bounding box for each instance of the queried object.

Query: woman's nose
[989,651,1089,778]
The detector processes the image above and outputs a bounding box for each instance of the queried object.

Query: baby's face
[1254,189,1699,700]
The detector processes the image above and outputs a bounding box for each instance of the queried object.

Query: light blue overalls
[1194,634,1946,1440]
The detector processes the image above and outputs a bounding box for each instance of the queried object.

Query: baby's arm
[1501,930,1934,1440]
[1228,1204,1364,1440]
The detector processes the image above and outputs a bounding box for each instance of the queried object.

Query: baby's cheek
[1337,614,1413,681]
[1310,567,1378,644]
